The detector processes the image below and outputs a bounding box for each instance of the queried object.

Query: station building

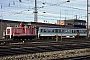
[57,19,86,28]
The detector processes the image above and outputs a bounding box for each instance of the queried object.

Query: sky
[0,0,90,24]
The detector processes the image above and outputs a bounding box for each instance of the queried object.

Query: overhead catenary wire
[0,0,88,22]
[36,0,87,20]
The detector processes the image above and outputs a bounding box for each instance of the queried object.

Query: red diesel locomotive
[5,23,36,40]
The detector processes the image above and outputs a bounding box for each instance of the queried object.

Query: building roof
[69,19,86,22]
[27,22,65,28]
[0,19,27,24]
[0,19,87,28]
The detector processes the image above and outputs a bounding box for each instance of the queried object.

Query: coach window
[65,30,67,33]
[73,30,75,33]
[81,30,85,33]
[68,30,70,33]
[59,29,61,33]
[80,30,82,33]
[73,30,76,33]
[85,30,87,33]
[44,29,46,32]
[77,30,80,33]
[41,29,43,32]
[83,30,85,33]
[71,30,73,33]
[67,30,70,33]
[74,30,76,33]
[66,30,68,33]
[82,30,85,33]
[48,29,50,33]
[50,29,54,33]
[52,29,54,33]
[55,29,58,33]
[67,30,69,33]
[62,30,64,33]
[84,30,86,33]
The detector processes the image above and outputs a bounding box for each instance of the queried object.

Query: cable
[0,0,88,23]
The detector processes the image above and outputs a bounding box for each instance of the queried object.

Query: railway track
[0,38,88,45]
[0,38,90,56]
[50,55,90,60]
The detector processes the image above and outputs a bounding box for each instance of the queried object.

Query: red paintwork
[6,24,36,37]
